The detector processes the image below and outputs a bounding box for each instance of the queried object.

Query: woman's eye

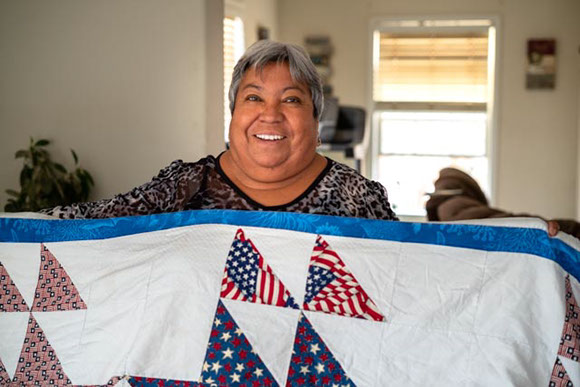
[284,96,301,103]
[246,95,261,102]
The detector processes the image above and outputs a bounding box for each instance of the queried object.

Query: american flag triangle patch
[221,229,298,309]
[303,236,386,322]
[32,244,87,312]
[287,312,355,386]
[199,300,278,386]
[0,260,29,312]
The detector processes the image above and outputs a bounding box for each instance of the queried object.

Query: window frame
[367,16,501,219]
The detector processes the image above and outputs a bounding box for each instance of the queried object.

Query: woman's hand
[547,220,560,237]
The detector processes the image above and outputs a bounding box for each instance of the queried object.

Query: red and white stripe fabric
[304,236,386,322]
[220,229,295,308]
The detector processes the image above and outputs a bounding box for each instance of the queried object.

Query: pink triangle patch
[549,357,573,386]
[303,236,386,322]
[0,261,29,312]
[31,244,87,312]
[220,229,298,309]
[558,275,580,362]
[11,312,72,385]
[0,357,10,385]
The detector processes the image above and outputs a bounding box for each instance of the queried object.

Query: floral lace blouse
[41,155,398,221]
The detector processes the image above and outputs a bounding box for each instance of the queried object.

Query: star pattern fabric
[199,300,277,386]
[32,244,87,312]
[221,229,298,309]
[303,236,385,322]
[286,313,354,387]
[0,260,29,312]
[128,376,199,386]
[549,357,574,387]
[11,312,72,385]
[558,276,580,362]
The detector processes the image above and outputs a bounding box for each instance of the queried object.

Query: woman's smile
[254,133,286,141]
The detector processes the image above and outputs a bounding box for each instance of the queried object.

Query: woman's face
[228,62,319,183]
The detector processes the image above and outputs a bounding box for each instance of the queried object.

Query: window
[372,18,497,217]
[223,15,244,143]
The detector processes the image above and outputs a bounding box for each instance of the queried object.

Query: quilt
[0,210,579,386]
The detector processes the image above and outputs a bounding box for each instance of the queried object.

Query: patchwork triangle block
[0,357,10,386]
[558,276,580,362]
[31,244,87,312]
[550,357,574,387]
[199,300,277,386]
[287,313,355,386]
[127,376,199,386]
[303,236,386,322]
[11,312,72,385]
[221,228,298,309]
[0,261,29,312]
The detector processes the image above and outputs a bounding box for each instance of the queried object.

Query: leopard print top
[41,155,398,221]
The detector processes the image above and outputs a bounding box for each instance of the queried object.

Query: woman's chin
[248,156,288,171]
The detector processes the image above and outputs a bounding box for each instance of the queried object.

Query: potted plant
[4,138,94,212]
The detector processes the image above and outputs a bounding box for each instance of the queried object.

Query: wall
[278,0,580,220]
[578,75,580,219]
[0,0,223,206]
[224,0,278,48]
[243,0,279,47]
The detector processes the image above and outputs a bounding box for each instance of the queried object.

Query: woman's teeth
[255,134,285,141]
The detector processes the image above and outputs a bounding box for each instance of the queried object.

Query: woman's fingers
[547,220,560,237]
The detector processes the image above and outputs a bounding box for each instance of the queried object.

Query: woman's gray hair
[228,40,324,120]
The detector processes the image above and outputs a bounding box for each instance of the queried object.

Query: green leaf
[20,167,32,186]
[9,137,94,209]
[71,149,79,164]
[5,189,21,197]
[15,150,30,159]
[53,163,67,174]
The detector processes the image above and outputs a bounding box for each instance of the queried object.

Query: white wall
[224,0,278,48]
[243,0,279,47]
[278,0,580,220]
[0,0,223,206]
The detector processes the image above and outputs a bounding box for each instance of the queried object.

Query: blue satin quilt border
[1,209,578,281]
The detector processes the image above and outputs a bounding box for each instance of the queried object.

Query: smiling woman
[40,41,397,221]
[221,62,327,206]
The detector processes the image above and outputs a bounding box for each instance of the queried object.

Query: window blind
[374,33,489,103]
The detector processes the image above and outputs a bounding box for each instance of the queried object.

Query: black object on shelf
[318,100,366,172]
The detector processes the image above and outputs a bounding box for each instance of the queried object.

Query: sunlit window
[372,19,497,217]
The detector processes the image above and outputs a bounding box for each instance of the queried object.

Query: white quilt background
[0,216,578,386]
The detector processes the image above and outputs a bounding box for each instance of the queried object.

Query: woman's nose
[259,101,283,123]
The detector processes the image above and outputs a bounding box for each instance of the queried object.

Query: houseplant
[4,137,94,212]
